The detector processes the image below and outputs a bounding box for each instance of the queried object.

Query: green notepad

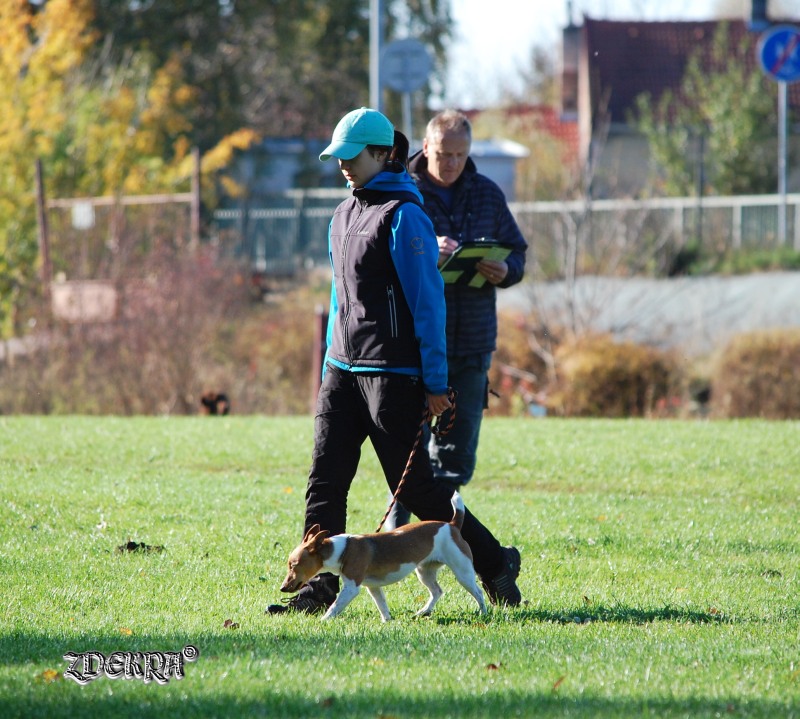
[439,239,514,287]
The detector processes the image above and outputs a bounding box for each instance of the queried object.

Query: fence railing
[213,191,800,276]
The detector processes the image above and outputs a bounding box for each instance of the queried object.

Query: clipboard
[439,238,514,288]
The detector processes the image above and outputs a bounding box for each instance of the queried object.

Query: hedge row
[2,274,798,419]
[493,316,800,419]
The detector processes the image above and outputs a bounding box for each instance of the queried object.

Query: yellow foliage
[0,0,96,265]
[0,0,215,338]
[219,175,247,199]
[201,129,262,174]
[0,0,93,153]
[178,128,262,202]
[80,58,196,194]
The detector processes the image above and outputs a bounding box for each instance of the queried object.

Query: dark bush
[711,328,800,419]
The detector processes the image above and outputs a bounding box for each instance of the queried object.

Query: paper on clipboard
[439,238,513,287]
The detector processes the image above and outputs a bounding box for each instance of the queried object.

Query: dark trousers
[430,351,493,485]
[304,364,503,579]
[388,350,493,528]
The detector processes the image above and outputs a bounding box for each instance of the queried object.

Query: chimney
[749,0,769,32]
[560,18,580,120]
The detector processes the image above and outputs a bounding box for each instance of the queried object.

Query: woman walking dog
[266,108,521,615]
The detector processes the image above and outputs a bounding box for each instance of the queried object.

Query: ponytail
[388,130,410,167]
[367,130,410,170]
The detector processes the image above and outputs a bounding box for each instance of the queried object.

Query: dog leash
[375,387,457,533]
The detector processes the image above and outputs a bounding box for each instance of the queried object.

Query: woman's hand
[426,391,452,418]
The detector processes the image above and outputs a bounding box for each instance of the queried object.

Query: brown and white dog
[279,492,487,621]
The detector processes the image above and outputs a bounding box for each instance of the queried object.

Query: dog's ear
[307,529,330,553]
[302,524,322,544]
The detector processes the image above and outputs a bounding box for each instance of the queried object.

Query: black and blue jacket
[324,166,448,395]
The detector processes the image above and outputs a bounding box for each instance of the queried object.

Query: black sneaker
[265,575,337,615]
[481,546,522,606]
[266,594,330,615]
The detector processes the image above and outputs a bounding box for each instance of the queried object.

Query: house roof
[583,17,800,125]
[504,104,580,153]
[464,105,580,165]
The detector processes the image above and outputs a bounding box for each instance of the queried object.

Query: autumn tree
[0,0,244,338]
[0,0,95,336]
[86,0,453,150]
[470,106,577,202]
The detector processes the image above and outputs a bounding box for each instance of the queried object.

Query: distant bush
[711,328,800,419]
[714,248,800,275]
[489,311,548,416]
[549,334,680,417]
[0,248,328,416]
[675,246,800,277]
[222,284,327,415]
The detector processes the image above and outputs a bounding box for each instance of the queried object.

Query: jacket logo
[410,236,424,253]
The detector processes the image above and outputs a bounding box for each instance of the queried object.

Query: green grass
[1,416,798,718]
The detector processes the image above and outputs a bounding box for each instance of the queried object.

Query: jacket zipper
[340,203,365,361]
[386,285,398,338]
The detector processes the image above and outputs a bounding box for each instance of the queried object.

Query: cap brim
[319,140,367,162]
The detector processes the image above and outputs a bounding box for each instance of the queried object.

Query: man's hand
[436,235,459,267]
[476,258,509,285]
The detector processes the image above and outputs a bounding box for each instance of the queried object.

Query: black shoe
[265,593,330,615]
[481,546,522,606]
[265,575,338,615]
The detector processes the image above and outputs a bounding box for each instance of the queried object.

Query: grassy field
[0,415,798,718]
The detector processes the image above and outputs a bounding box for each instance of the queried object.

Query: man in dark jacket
[387,109,528,530]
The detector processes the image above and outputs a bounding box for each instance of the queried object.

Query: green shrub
[550,334,680,417]
[715,248,800,275]
[711,328,800,418]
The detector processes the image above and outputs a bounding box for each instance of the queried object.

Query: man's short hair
[426,109,472,142]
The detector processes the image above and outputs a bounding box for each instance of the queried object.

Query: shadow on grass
[515,603,734,625]
[0,602,731,667]
[0,620,786,719]
[0,680,790,719]
[433,603,734,626]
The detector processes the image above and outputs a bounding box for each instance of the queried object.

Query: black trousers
[304,364,503,579]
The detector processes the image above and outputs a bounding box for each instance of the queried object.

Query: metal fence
[212,191,800,276]
[212,189,347,276]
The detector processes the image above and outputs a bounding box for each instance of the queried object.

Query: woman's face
[339,148,386,188]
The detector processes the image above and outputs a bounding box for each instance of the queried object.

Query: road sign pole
[370,0,384,113]
[402,92,412,143]
[757,24,800,246]
[778,80,787,245]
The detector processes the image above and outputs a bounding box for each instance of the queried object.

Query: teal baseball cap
[319,108,394,161]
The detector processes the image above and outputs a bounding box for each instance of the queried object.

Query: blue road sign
[758,25,800,83]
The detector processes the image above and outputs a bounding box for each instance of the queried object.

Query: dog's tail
[449,491,466,529]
